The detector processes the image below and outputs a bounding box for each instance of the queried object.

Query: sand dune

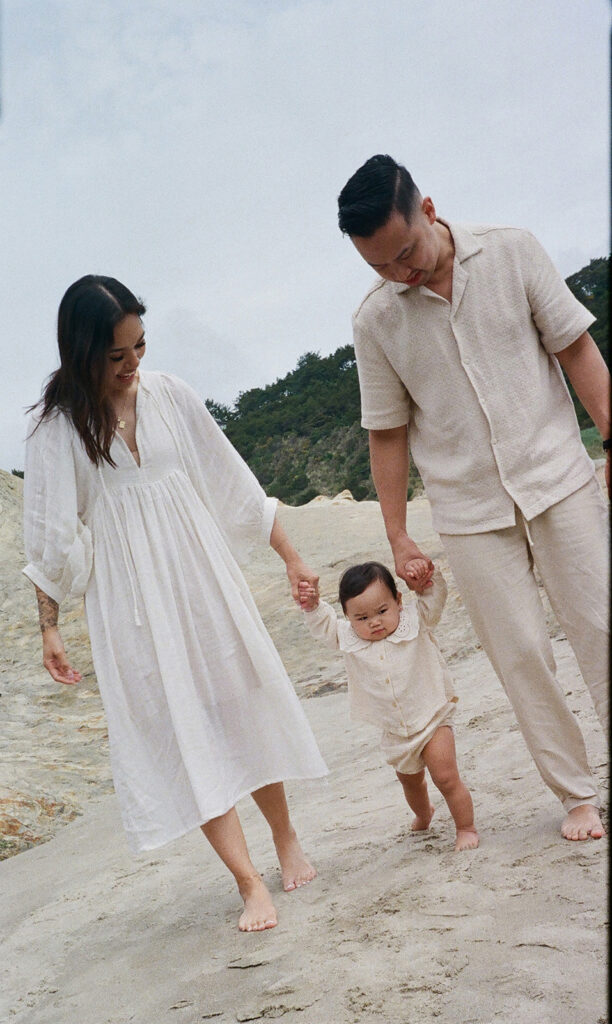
[0,468,607,1023]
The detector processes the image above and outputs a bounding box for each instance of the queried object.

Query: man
[337,154,609,841]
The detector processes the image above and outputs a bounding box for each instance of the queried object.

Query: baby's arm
[405,557,434,593]
[300,589,341,650]
[298,580,319,612]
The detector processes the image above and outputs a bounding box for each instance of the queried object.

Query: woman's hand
[42,627,82,685]
[285,558,319,605]
[298,580,319,611]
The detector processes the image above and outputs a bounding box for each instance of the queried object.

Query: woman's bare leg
[251,782,316,891]
[200,807,277,931]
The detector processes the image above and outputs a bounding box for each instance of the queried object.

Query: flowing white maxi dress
[23,371,327,853]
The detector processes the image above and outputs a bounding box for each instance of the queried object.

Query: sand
[0,469,607,1024]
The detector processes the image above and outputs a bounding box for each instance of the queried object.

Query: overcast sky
[1,0,609,471]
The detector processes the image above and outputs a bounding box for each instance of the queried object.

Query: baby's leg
[396,768,435,831]
[421,726,479,851]
[201,807,277,931]
[251,782,317,891]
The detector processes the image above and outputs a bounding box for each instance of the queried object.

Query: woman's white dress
[23,371,327,853]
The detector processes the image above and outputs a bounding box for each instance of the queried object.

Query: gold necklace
[115,374,138,429]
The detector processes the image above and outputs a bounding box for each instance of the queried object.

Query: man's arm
[556,331,610,493]
[368,426,433,588]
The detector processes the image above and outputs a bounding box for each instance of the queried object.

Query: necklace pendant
[117,419,126,429]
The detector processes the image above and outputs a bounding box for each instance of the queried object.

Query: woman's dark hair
[337,154,420,238]
[31,275,146,466]
[339,561,399,612]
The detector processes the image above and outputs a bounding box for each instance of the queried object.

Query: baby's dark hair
[339,561,398,612]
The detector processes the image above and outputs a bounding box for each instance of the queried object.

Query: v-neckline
[114,379,142,467]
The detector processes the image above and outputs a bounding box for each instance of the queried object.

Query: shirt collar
[391,219,483,295]
[338,603,419,652]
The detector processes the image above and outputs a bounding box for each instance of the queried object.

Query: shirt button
[385,677,391,684]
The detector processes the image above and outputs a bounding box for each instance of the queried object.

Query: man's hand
[298,580,320,611]
[404,557,434,594]
[390,534,434,590]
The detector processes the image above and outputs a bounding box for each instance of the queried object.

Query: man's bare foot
[273,829,317,891]
[561,804,606,842]
[455,827,479,851]
[411,804,435,832]
[238,875,278,932]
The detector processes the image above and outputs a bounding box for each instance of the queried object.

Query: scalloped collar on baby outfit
[337,601,420,653]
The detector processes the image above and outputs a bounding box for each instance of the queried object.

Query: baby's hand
[298,580,319,611]
[405,558,433,593]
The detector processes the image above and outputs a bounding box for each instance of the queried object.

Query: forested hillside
[207,256,609,505]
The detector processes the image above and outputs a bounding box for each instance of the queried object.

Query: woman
[23,275,327,932]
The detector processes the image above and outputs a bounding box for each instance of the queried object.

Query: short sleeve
[416,568,447,630]
[22,412,93,603]
[521,231,595,354]
[157,374,277,563]
[353,311,411,430]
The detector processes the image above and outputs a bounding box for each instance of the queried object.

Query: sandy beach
[0,468,607,1024]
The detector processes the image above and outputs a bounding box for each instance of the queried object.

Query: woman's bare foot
[561,804,605,841]
[238,875,278,932]
[273,829,317,891]
[411,803,435,832]
[455,827,479,851]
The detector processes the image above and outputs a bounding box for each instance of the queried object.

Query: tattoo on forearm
[35,586,59,632]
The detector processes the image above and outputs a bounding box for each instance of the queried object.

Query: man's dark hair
[337,154,420,238]
[339,561,399,613]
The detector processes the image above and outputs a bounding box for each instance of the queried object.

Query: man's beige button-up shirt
[352,221,596,534]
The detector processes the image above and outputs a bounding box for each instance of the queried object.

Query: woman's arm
[34,585,81,685]
[269,517,319,604]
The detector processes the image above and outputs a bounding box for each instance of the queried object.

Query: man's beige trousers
[441,476,608,811]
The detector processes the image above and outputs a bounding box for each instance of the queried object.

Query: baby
[299,561,478,851]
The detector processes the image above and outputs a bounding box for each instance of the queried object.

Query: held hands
[42,628,82,686]
[404,558,434,594]
[298,580,320,612]
[391,535,434,592]
[285,558,320,606]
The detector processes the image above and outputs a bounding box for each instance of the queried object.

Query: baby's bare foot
[274,830,317,891]
[455,827,479,851]
[561,805,605,841]
[238,875,278,932]
[411,804,435,832]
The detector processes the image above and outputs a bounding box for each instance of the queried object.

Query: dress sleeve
[302,601,341,650]
[416,568,447,630]
[22,412,93,603]
[159,374,277,563]
[520,231,595,354]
